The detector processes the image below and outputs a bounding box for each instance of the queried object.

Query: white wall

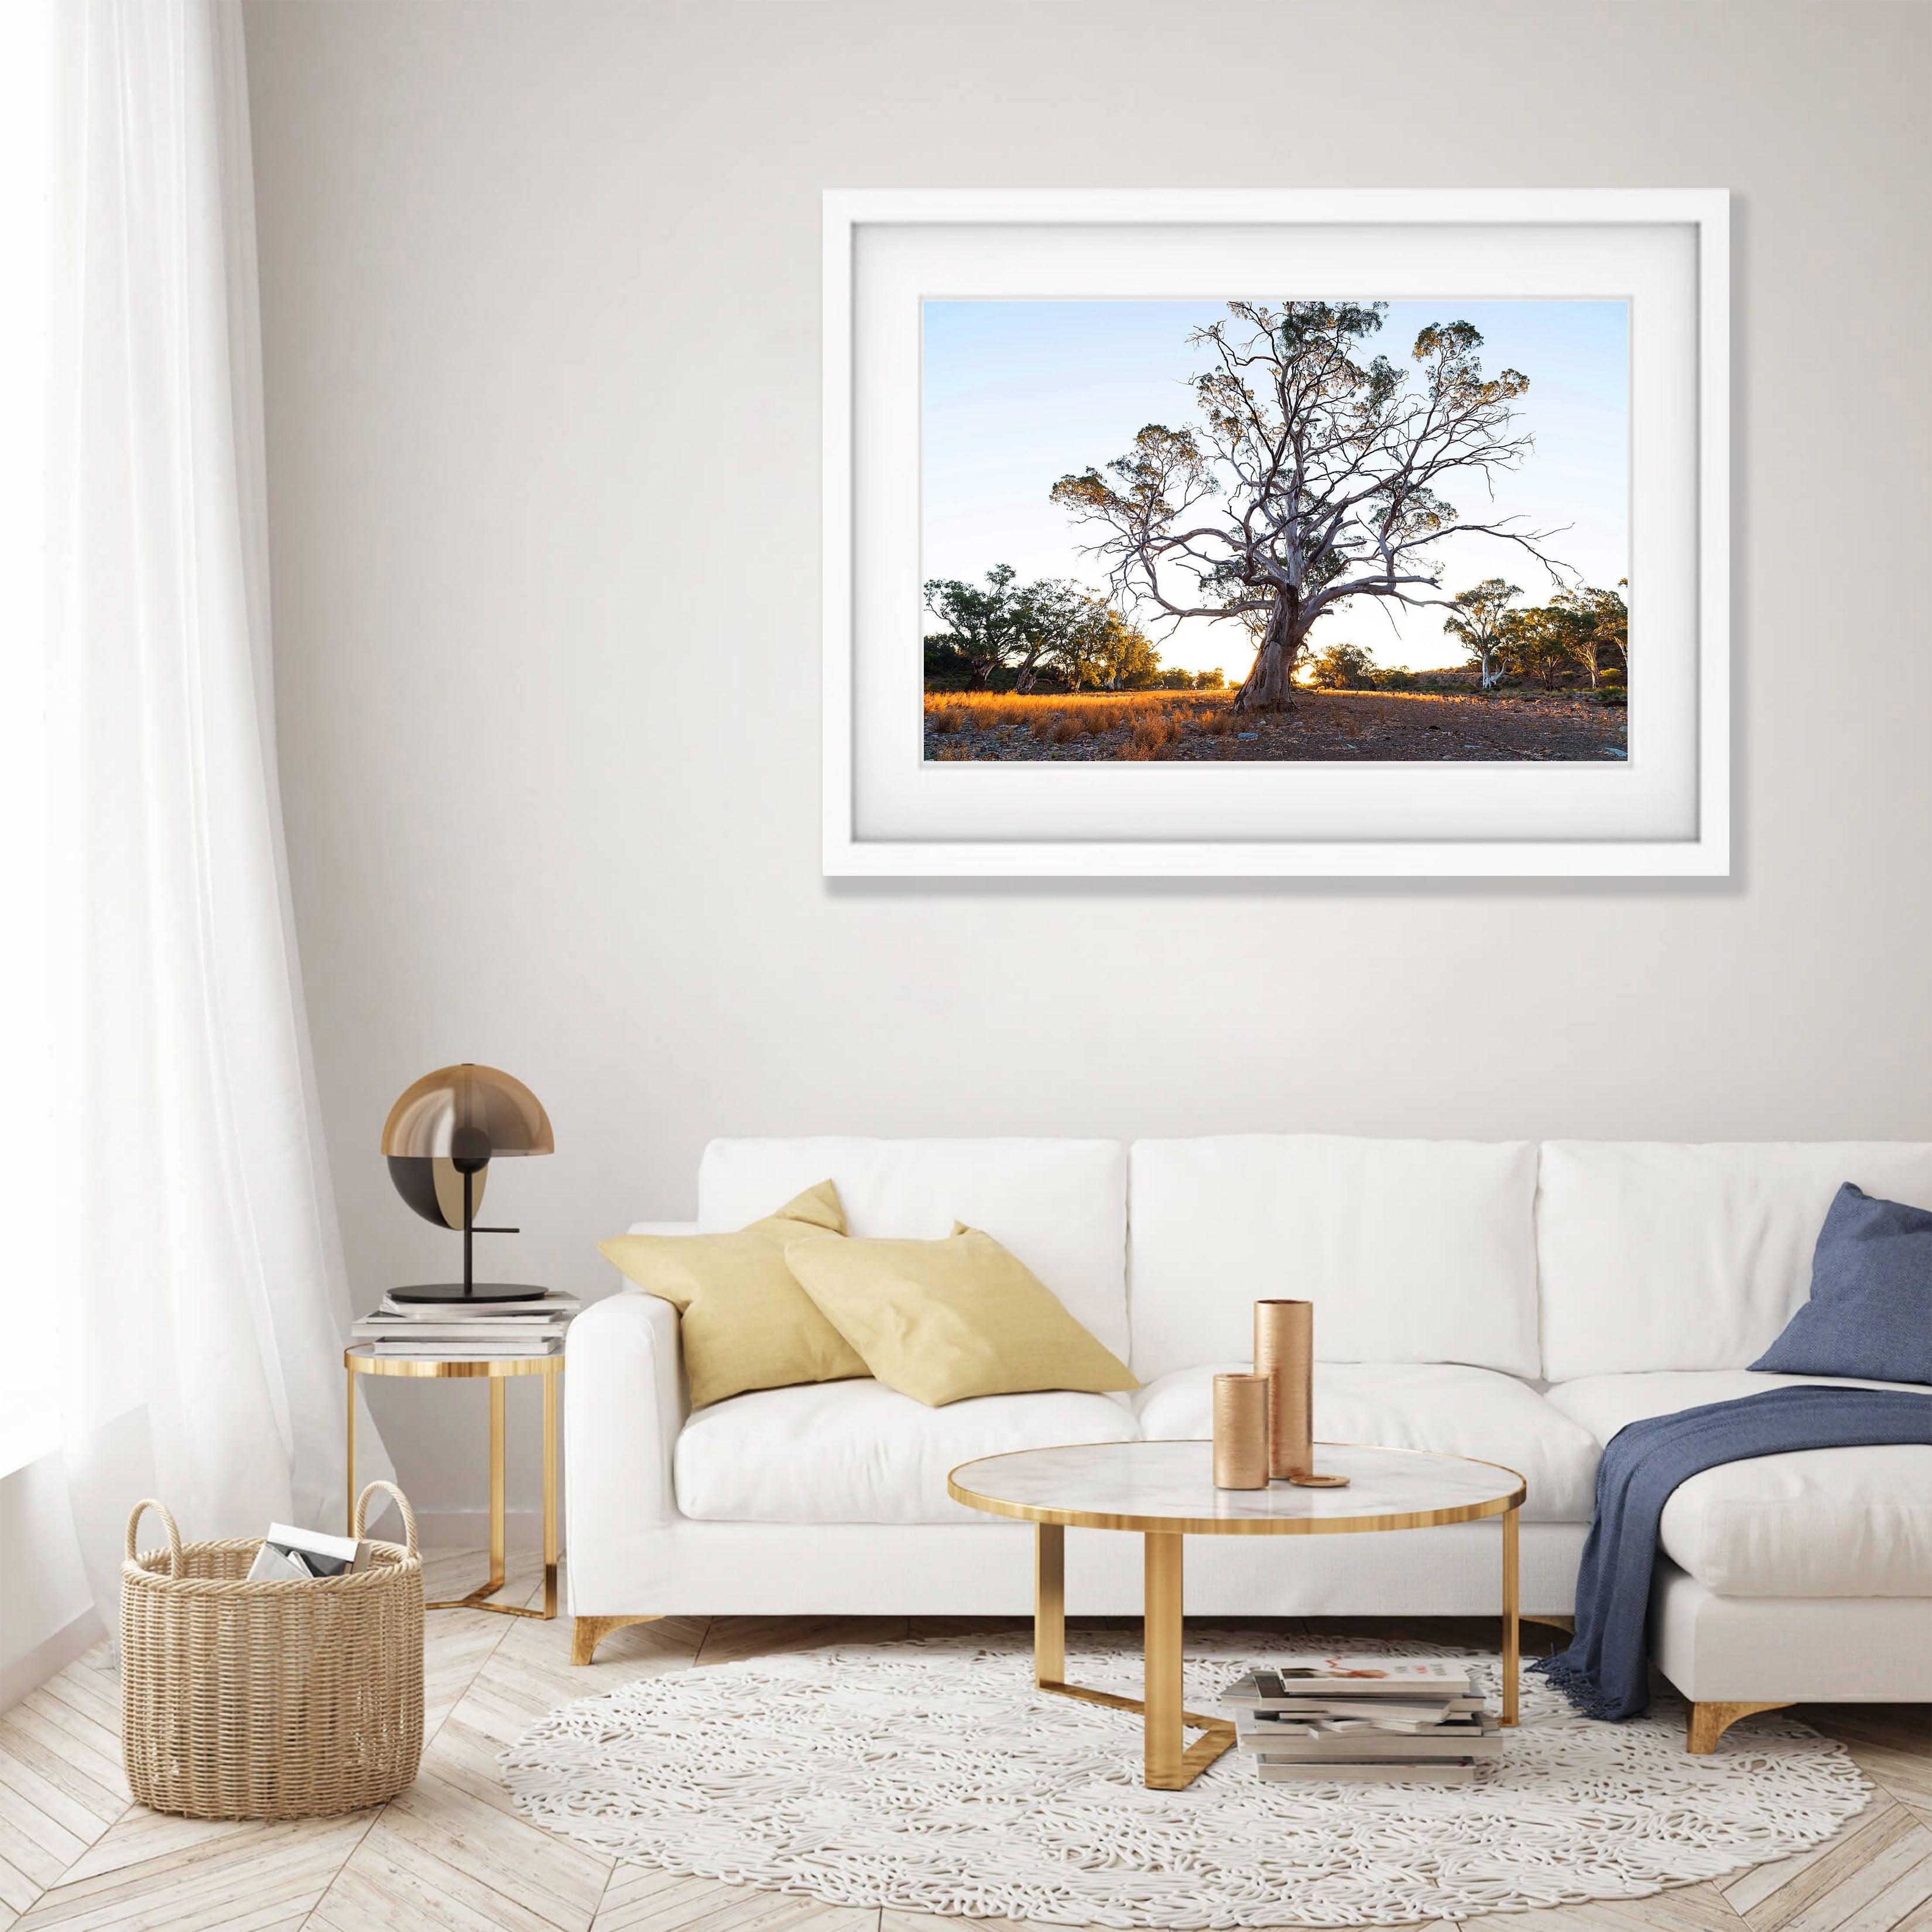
[241,0,1932,1526]
[0,1457,100,1710]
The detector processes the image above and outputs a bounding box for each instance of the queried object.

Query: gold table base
[344,1347,561,1619]
[1029,1504,1520,1789]
[1034,1523,1236,1789]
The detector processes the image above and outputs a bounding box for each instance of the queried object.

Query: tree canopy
[923,566,1163,692]
[1443,578,1523,691]
[1050,302,1572,712]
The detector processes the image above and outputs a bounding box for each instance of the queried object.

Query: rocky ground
[925,690,1627,762]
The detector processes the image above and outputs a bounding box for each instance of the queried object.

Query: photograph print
[922,297,1629,765]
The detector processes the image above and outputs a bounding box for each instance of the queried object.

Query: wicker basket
[121,1481,424,1819]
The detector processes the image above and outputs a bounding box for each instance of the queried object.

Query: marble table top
[948,1440,1524,1534]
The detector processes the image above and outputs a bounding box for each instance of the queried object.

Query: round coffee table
[948,1439,1526,1790]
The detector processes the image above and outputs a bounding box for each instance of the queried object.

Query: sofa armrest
[566,1288,686,1556]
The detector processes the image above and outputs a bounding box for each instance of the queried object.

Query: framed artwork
[822,189,1728,877]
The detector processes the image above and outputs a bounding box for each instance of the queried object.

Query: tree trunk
[1232,605,1304,713]
[1478,647,1504,691]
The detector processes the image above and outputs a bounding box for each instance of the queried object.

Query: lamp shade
[381,1064,554,1166]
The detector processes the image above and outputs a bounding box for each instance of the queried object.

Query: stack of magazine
[350,1290,579,1359]
[1221,1661,1502,1783]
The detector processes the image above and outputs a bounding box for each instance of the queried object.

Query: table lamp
[382,1063,554,1303]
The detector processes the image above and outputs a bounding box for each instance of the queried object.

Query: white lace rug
[501,1632,1870,1927]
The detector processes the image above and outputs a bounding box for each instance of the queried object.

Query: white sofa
[566,1136,1932,1746]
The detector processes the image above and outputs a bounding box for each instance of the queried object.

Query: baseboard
[1,1606,108,1714]
[409,1506,560,1553]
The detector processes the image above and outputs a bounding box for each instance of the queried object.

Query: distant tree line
[924,565,1225,693]
[1302,579,1628,696]
[1450,579,1627,690]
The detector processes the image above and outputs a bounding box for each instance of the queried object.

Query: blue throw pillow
[1751,1182,1932,1384]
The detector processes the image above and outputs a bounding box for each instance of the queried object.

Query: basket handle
[125,1499,183,1577]
[352,1479,417,1556]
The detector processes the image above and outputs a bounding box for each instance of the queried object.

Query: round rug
[500,1632,1871,1927]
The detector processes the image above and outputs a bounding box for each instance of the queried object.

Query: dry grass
[924,683,1624,763]
[929,690,1236,727]
[1117,708,1186,759]
[923,688,1253,762]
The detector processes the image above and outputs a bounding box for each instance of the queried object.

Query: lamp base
[387,1282,553,1305]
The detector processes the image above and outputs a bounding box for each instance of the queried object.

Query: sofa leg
[1687,1700,1791,1753]
[573,1614,662,1666]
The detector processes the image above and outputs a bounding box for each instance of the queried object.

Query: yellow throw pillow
[783,1224,1138,1407]
[598,1181,868,1408]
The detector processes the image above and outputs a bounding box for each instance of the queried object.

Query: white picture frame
[823,189,1728,878]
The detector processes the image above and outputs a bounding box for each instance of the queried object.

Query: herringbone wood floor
[1,1553,1926,1931]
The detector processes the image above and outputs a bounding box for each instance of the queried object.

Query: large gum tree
[1050,302,1573,712]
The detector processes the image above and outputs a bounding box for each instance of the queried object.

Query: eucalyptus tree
[1036,588,1119,691]
[922,564,1027,687]
[1011,581,1099,692]
[1553,583,1628,687]
[1444,578,1523,691]
[1050,303,1572,712]
[1502,605,1587,690]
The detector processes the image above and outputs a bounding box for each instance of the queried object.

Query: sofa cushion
[786,1227,1137,1406]
[698,1138,1129,1361]
[674,1379,1139,1525]
[1751,1184,1932,1385]
[1546,1371,1932,1597]
[1128,1137,1540,1382]
[1536,1142,1932,1381]
[1132,1362,1598,1522]
[598,1181,865,1408]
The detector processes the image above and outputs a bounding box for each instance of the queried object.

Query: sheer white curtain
[25,0,387,1614]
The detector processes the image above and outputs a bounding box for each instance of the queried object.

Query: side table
[344,1346,561,1619]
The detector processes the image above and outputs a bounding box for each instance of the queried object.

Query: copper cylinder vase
[1253,1300,1314,1481]
[1211,1373,1270,1489]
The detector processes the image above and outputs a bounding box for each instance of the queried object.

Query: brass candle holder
[1253,1299,1350,1488]
[1211,1373,1270,1489]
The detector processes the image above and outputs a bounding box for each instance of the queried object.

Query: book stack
[351,1290,580,1359]
[246,1522,372,1582]
[1221,1661,1502,1784]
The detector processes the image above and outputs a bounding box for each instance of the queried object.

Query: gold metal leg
[1035,1523,1065,1687]
[1502,1504,1520,1726]
[427,1371,563,1618]
[1145,1532,1185,1787]
[1029,1524,1232,1790]
[541,1366,559,1618]
[487,1377,508,1594]
[344,1365,357,1536]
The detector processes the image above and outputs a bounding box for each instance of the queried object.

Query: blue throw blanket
[1536,1385,1932,1721]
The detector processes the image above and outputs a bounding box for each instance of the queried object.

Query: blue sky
[923,299,1629,676]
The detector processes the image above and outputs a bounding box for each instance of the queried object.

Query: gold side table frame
[345,1345,561,1619]
[951,1440,1526,1791]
